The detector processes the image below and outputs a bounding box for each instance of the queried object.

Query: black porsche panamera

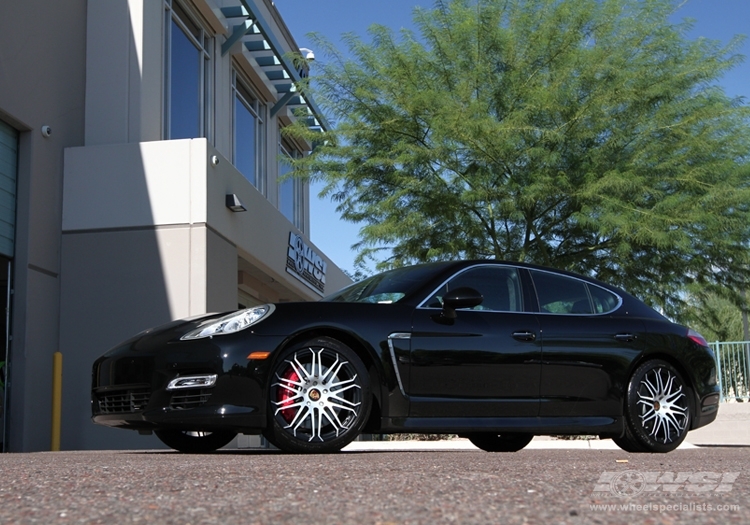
[92,260,720,454]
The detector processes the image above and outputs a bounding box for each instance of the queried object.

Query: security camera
[41,126,52,137]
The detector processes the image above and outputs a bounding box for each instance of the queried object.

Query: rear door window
[530,270,619,315]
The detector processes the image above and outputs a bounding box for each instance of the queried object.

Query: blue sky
[275,0,750,275]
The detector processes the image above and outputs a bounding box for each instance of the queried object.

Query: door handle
[614,333,635,342]
[512,331,536,342]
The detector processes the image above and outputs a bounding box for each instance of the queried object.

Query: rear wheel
[264,337,371,453]
[155,429,236,453]
[466,433,533,452]
[612,423,646,452]
[617,359,691,453]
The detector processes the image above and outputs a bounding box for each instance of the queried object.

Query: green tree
[288,0,750,319]
[685,290,745,342]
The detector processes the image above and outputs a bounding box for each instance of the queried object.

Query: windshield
[323,263,451,304]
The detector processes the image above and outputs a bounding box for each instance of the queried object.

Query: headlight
[180,305,275,340]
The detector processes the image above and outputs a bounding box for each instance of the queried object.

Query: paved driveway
[0,447,747,524]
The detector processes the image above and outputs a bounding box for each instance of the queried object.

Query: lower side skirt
[379,416,623,435]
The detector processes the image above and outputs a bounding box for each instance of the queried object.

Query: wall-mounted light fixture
[226,194,246,212]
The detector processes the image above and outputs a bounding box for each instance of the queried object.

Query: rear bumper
[691,393,720,430]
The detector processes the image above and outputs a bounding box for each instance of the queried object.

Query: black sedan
[92,260,719,454]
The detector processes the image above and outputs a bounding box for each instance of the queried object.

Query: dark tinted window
[530,270,620,314]
[323,264,450,304]
[531,270,592,314]
[589,284,620,313]
[425,266,523,312]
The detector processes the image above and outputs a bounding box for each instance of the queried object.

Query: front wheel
[155,429,237,453]
[264,337,371,453]
[618,359,691,453]
[466,433,533,452]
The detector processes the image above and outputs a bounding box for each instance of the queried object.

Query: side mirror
[441,287,483,320]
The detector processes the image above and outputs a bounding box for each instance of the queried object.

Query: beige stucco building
[0,0,349,451]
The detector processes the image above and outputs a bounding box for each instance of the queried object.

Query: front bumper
[91,327,282,433]
[92,403,265,433]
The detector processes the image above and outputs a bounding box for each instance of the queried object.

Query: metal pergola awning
[220,0,328,131]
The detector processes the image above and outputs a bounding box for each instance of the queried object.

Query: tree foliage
[287,0,750,319]
[683,285,750,342]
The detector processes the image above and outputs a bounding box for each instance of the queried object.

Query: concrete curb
[341,403,750,451]
[341,436,698,452]
[685,403,750,446]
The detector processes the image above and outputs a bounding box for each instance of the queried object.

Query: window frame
[163,0,213,141]
[278,138,303,230]
[232,70,266,193]
[417,264,527,313]
[528,269,623,316]
[417,264,623,316]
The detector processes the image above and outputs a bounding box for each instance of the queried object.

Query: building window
[164,0,211,140]
[233,72,265,190]
[279,139,303,230]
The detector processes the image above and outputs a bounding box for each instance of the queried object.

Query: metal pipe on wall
[51,352,62,451]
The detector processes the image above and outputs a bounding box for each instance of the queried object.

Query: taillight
[687,328,709,348]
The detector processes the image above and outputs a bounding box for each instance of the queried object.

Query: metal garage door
[0,120,18,258]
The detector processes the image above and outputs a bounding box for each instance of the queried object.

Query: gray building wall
[1,0,351,452]
[0,0,87,451]
[59,228,173,450]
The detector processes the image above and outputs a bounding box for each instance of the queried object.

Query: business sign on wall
[286,232,327,295]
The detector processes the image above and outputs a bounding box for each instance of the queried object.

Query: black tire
[612,424,646,453]
[618,359,691,453]
[155,429,237,453]
[466,433,533,452]
[264,337,371,453]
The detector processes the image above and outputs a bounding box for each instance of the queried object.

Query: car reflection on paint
[92,260,720,453]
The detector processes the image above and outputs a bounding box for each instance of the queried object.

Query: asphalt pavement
[0,443,747,525]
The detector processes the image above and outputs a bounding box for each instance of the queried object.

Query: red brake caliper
[277,367,300,423]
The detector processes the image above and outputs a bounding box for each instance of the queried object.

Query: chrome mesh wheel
[266,338,370,453]
[618,359,692,453]
[635,367,689,444]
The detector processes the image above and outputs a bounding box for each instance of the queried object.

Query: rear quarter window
[589,284,620,313]
[530,270,620,315]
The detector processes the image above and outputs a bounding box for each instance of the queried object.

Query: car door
[407,265,542,418]
[529,269,647,418]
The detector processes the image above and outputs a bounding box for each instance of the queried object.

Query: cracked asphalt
[0,446,747,524]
